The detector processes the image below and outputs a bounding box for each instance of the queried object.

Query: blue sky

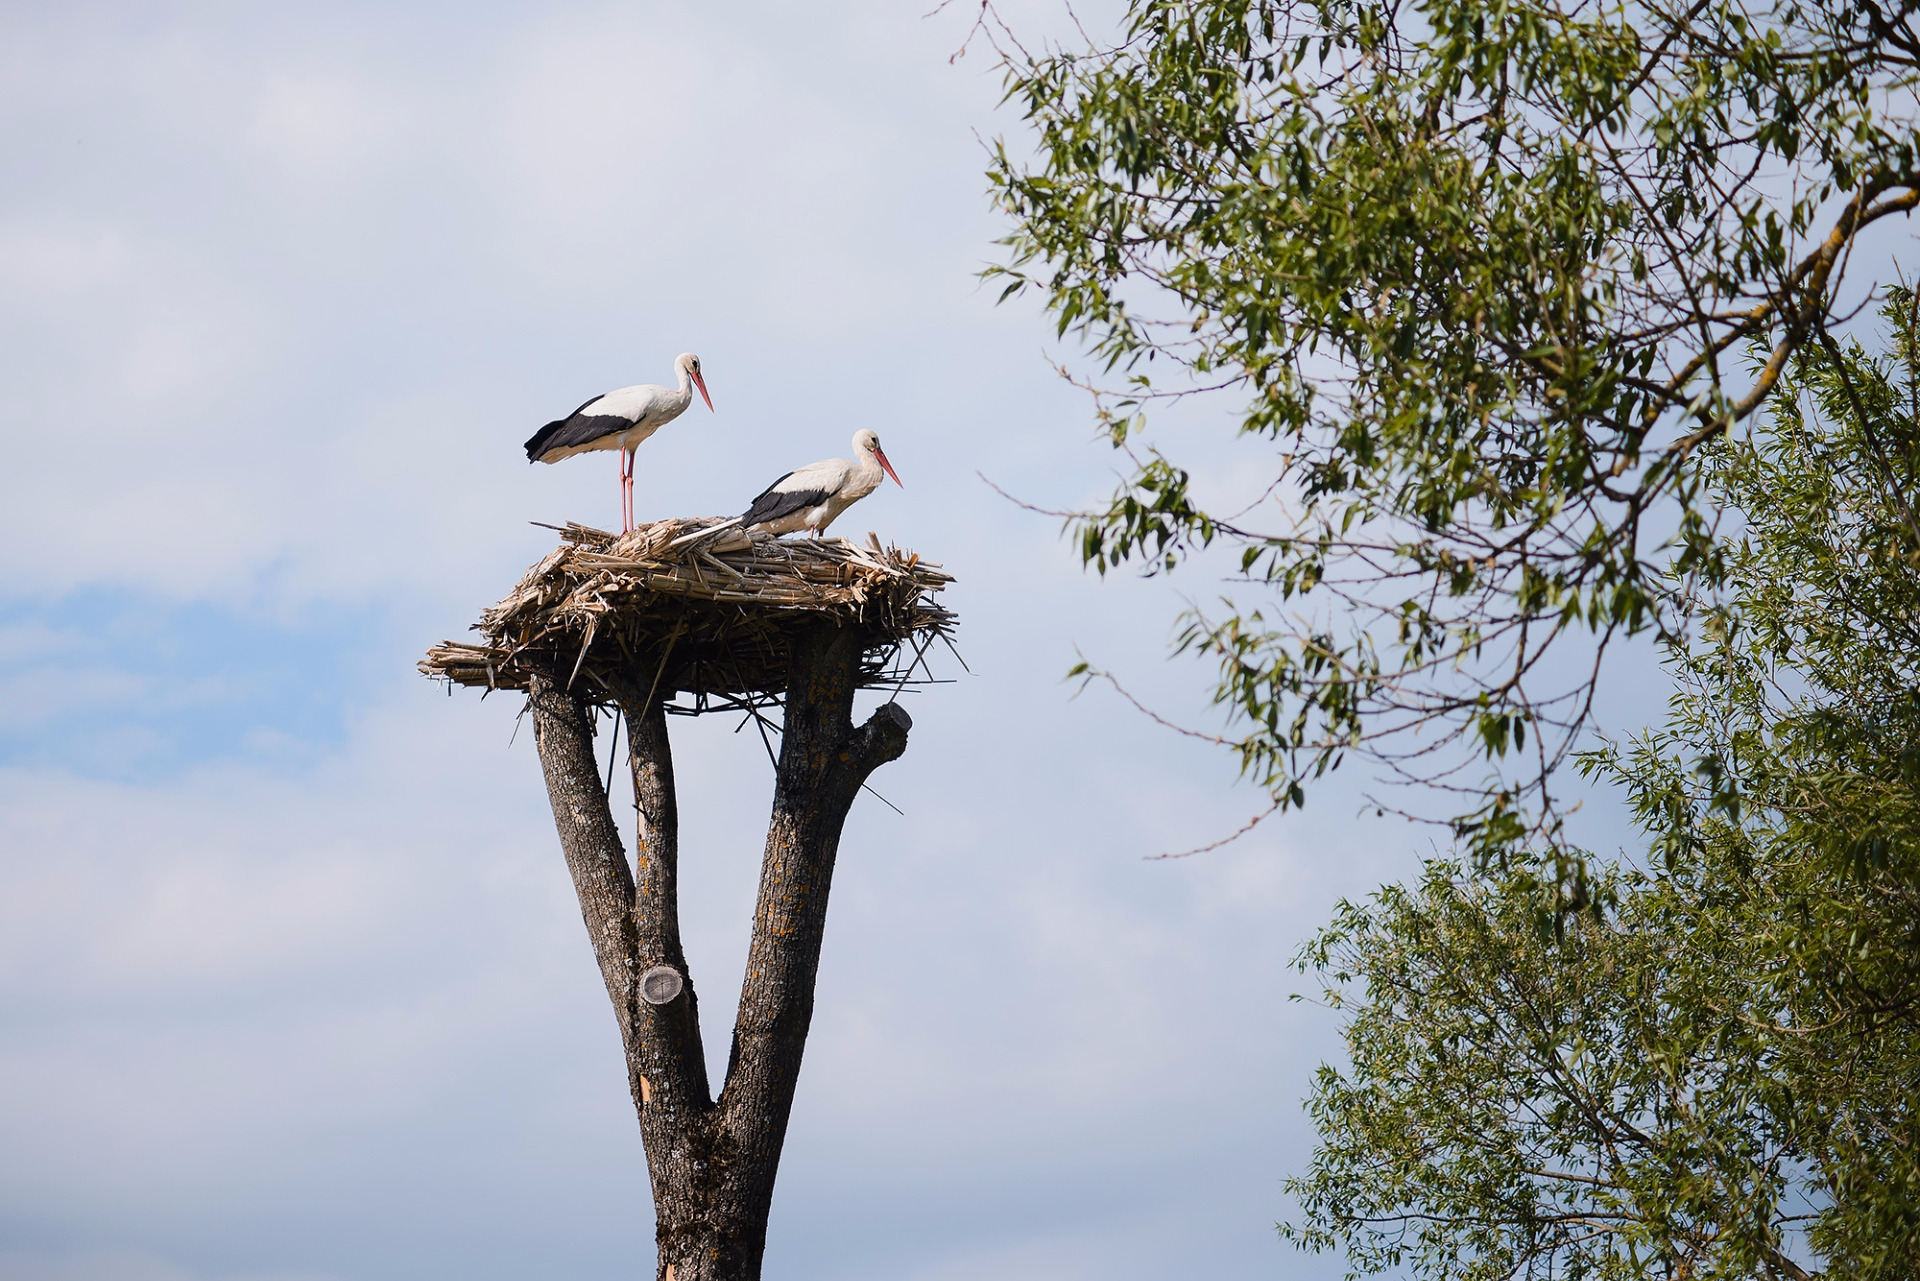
[0,3,1673,1279]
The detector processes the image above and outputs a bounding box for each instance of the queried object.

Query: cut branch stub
[639,965,685,1005]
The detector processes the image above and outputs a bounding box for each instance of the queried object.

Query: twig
[1148,800,1283,860]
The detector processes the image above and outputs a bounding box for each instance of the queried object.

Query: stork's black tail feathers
[524,418,569,462]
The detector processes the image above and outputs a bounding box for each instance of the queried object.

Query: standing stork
[524,352,713,533]
[740,429,903,537]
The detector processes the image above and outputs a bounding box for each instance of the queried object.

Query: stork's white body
[533,379,693,461]
[750,457,883,537]
[741,430,902,537]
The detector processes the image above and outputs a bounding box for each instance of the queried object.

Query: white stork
[740,429,903,537]
[524,352,713,533]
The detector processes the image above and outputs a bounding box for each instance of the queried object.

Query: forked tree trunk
[526,622,911,1280]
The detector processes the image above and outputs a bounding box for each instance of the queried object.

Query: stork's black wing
[524,396,631,462]
[741,472,831,526]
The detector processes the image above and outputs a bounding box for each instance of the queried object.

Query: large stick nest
[420,519,957,709]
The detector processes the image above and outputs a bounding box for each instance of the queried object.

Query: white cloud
[247,76,400,176]
[0,224,129,295]
[483,9,904,326]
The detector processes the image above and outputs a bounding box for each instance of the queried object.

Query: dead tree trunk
[527,622,911,1281]
[422,519,951,1276]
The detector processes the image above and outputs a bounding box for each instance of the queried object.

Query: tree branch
[525,675,646,1090]
[714,624,913,1260]
[622,693,714,1110]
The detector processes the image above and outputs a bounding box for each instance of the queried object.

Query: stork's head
[676,352,714,411]
[854,429,903,488]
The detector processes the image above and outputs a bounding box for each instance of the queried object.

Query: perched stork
[740,429,903,537]
[524,352,713,533]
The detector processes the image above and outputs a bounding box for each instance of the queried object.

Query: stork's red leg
[619,449,633,534]
[624,448,636,533]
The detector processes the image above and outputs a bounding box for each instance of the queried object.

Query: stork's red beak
[692,368,714,412]
[874,445,903,488]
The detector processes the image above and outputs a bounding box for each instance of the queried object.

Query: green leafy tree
[1282,293,1920,1280]
[985,0,1919,848]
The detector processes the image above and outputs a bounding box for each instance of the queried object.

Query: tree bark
[526,621,911,1281]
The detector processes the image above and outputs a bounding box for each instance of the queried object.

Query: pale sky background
[0,3,1681,1280]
